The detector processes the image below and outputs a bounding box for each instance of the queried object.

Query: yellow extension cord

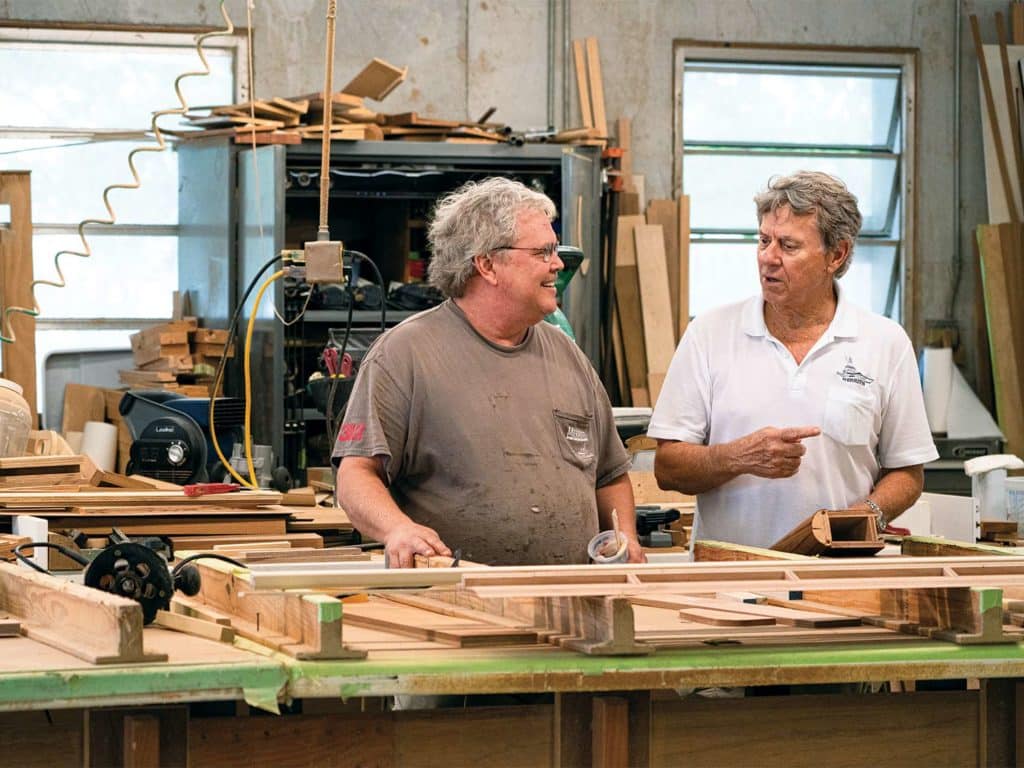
[210,269,286,489]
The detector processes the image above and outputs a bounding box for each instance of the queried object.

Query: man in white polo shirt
[648,171,938,548]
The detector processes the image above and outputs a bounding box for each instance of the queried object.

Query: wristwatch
[864,498,886,532]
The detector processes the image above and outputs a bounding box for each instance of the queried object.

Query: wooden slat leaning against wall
[633,224,676,403]
[615,215,649,406]
[0,172,36,425]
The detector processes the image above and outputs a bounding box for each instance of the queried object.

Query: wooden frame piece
[0,171,36,422]
[0,561,164,663]
[771,509,885,557]
[189,561,364,659]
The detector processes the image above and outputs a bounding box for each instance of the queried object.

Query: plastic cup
[588,529,628,564]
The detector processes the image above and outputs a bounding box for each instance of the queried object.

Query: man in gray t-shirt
[333,177,641,567]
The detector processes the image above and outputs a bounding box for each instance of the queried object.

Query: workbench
[2,625,1022,766]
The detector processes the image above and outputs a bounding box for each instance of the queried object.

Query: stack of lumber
[610,131,690,406]
[179,58,515,146]
[972,9,1024,448]
[120,318,231,396]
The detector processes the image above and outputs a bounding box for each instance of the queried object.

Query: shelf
[302,309,417,324]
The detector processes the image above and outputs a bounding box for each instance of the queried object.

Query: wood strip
[342,599,538,647]
[154,608,235,642]
[0,172,36,423]
[676,606,775,627]
[678,195,691,339]
[572,40,593,129]
[592,697,629,768]
[632,594,858,628]
[634,224,679,402]
[0,489,281,508]
[971,15,1021,221]
[585,38,608,138]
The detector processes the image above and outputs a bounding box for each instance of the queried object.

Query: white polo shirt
[648,287,938,548]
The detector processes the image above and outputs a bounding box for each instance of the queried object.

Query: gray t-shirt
[332,300,630,565]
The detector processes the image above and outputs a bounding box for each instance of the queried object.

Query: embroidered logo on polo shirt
[836,357,874,386]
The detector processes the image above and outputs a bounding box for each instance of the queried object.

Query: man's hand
[728,426,820,479]
[624,536,647,564]
[383,520,451,569]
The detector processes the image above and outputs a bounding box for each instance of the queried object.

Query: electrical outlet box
[304,240,346,284]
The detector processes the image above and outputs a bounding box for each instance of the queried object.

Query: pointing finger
[780,426,821,442]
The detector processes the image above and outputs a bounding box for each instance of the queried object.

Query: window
[676,45,915,325]
[0,25,246,424]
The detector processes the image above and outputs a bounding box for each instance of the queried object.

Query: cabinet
[179,139,603,481]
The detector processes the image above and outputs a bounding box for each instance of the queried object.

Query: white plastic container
[588,529,628,564]
[0,378,31,458]
[1006,477,1024,534]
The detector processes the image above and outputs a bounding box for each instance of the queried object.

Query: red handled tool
[183,482,241,497]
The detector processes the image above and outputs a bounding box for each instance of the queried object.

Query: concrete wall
[0,0,1004,387]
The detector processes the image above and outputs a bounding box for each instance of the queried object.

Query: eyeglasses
[493,243,560,263]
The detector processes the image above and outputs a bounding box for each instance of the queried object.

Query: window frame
[0,21,249,422]
[672,41,918,334]
[0,21,248,321]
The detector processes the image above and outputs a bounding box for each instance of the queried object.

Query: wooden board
[342,58,407,101]
[633,224,677,402]
[646,199,681,343]
[615,215,649,406]
[585,38,608,138]
[0,488,280,508]
[0,561,162,663]
[678,195,691,339]
[572,40,594,129]
[0,172,36,423]
[342,598,539,647]
[170,532,324,549]
[630,594,860,628]
[61,383,106,435]
[976,40,1024,223]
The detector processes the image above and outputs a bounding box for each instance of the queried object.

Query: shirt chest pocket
[553,409,596,469]
[822,386,876,447]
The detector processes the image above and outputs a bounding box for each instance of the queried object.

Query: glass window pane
[843,243,900,320]
[683,62,899,148]
[689,241,761,317]
[0,139,178,224]
[31,234,175,318]
[0,42,234,131]
[688,240,900,321]
[683,153,896,234]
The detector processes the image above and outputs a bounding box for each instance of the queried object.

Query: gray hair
[427,177,557,297]
[754,171,863,279]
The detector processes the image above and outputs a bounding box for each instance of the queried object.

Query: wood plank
[902,535,1017,557]
[650,692,978,767]
[0,172,36,424]
[153,608,234,642]
[615,215,649,405]
[585,38,608,138]
[123,714,160,768]
[678,195,691,339]
[0,488,280,508]
[342,57,407,100]
[572,40,593,128]
[0,561,163,663]
[41,515,287,536]
[676,606,775,627]
[632,594,858,628]
[973,21,1021,221]
[646,199,680,343]
[342,599,538,647]
[693,539,809,562]
[593,696,629,768]
[633,224,676,403]
[171,532,323,549]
